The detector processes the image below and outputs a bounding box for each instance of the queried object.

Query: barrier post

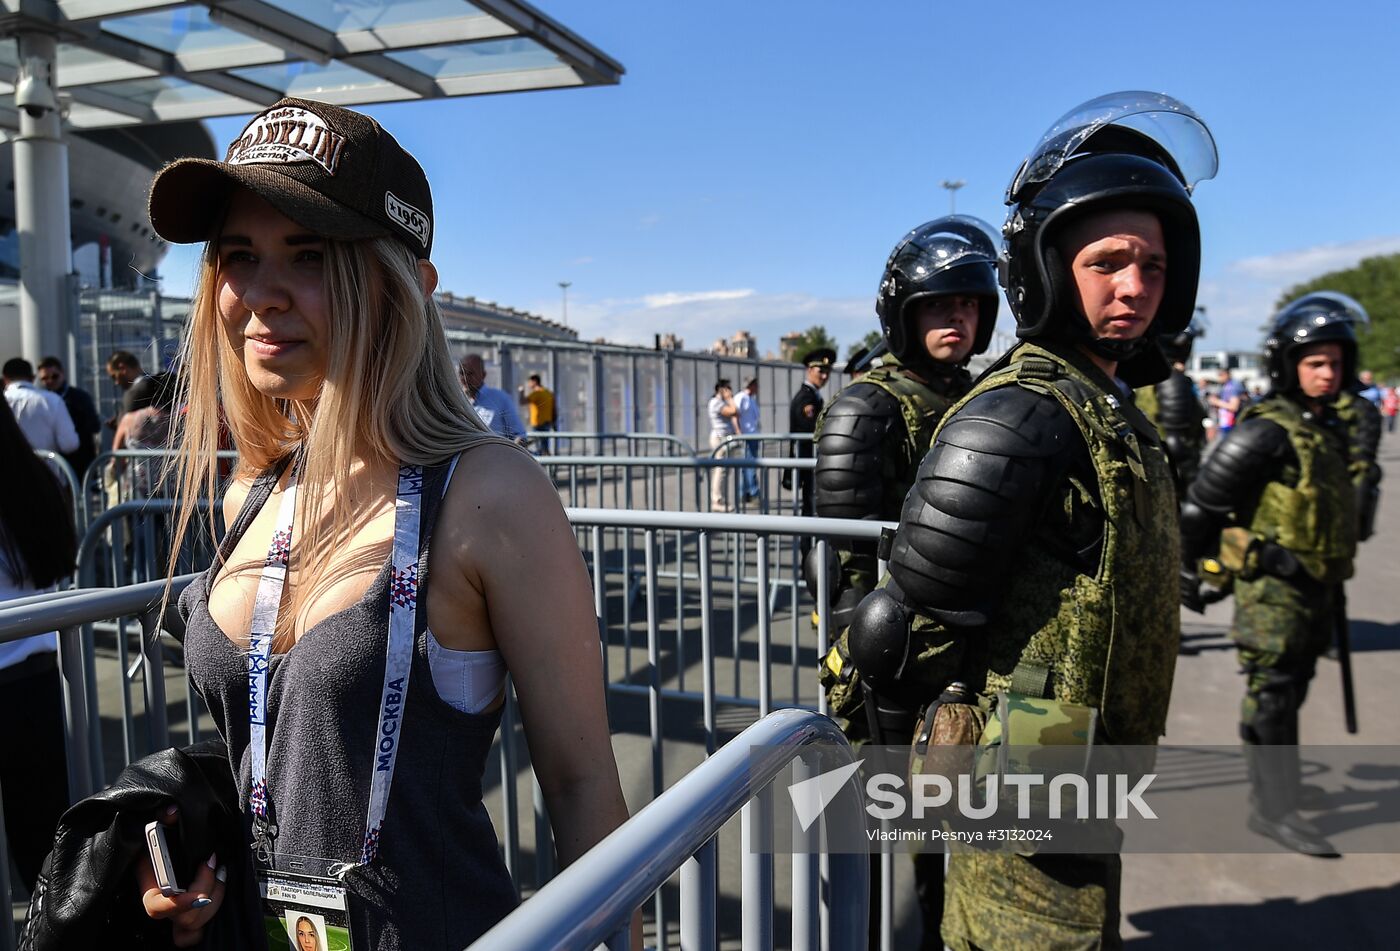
[741,785,775,950]
[57,623,96,802]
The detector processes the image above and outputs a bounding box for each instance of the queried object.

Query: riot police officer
[814,216,1000,949]
[815,215,1001,672]
[1136,313,1209,499]
[848,91,1217,949]
[1181,295,1361,857]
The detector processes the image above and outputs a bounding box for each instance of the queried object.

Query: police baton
[1334,585,1358,734]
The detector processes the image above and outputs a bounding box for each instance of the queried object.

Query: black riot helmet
[1158,308,1208,365]
[876,215,1000,372]
[1263,291,1362,393]
[1001,92,1218,378]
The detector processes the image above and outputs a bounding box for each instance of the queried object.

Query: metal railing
[471,709,868,951]
[707,432,814,459]
[32,449,82,527]
[524,431,694,457]
[543,454,815,515]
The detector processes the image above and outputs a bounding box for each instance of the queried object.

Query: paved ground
[12,429,1400,948]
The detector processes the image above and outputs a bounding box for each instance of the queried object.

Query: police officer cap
[802,348,836,368]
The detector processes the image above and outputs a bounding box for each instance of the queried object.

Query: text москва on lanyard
[246,461,444,950]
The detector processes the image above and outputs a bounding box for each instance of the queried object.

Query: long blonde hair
[166,231,502,640]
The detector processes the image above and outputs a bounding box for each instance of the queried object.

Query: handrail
[541,454,815,469]
[564,506,885,537]
[469,708,868,951]
[0,574,199,645]
[33,449,82,526]
[525,431,695,456]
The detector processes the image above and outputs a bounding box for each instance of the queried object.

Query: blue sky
[158,0,1400,358]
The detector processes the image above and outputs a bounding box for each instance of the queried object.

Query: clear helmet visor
[1277,290,1370,329]
[889,214,1000,280]
[1006,90,1219,202]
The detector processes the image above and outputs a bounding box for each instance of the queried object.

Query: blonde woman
[137,98,629,949]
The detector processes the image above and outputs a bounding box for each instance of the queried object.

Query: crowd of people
[2,87,1393,950]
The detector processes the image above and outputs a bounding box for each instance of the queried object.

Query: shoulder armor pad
[1187,416,1290,514]
[814,383,902,520]
[936,385,1080,459]
[1155,372,1202,431]
[889,384,1082,621]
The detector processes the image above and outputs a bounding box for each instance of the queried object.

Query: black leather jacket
[21,739,262,951]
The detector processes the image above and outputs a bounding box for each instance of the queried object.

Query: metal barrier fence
[543,454,815,515]
[2,505,887,948]
[708,432,814,459]
[523,431,694,457]
[73,451,820,563]
[472,708,868,951]
[31,450,82,528]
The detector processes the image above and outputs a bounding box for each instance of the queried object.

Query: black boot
[1243,743,1340,858]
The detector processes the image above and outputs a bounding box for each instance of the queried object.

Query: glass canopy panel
[101,6,286,62]
[88,77,264,120]
[387,37,560,79]
[65,102,145,128]
[231,61,408,103]
[57,44,158,86]
[275,0,488,34]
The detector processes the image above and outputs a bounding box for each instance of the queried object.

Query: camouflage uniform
[1222,398,1356,737]
[893,341,1181,950]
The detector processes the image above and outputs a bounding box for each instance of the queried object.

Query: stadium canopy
[0,0,623,362]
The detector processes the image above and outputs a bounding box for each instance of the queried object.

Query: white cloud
[1197,235,1400,351]
[642,288,754,308]
[545,289,874,354]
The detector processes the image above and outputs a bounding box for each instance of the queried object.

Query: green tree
[790,324,838,363]
[1276,253,1400,380]
[847,330,882,360]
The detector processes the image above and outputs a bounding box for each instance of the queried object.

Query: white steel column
[14,31,74,365]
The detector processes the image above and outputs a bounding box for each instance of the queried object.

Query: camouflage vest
[847,357,968,516]
[930,341,1181,745]
[1133,383,1160,430]
[1235,397,1356,583]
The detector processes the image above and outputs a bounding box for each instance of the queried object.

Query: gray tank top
[182,455,518,949]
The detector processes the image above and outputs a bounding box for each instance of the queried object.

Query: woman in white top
[0,395,76,892]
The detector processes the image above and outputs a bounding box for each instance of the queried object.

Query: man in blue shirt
[735,377,761,500]
[458,353,525,439]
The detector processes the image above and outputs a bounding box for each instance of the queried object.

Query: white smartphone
[144,819,186,897]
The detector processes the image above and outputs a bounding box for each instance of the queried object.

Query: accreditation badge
[258,857,355,951]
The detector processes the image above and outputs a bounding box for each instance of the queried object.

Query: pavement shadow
[1177,629,1235,656]
[1309,764,1400,840]
[1349,619,1399,653]
[1125,882,1400,948]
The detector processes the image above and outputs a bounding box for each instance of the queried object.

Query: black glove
[1180,569,1205,614]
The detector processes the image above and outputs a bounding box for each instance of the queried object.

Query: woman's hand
[137,807,227,948]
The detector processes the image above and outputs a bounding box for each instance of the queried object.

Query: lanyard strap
[247,460,444,867]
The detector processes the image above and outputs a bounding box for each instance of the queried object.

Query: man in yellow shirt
[518,373,557,454]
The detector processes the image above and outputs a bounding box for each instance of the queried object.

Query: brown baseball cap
[148,97,434,258]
